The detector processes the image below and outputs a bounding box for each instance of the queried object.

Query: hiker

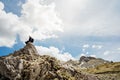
[25,36,34,44]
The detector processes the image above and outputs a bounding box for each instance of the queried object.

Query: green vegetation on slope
[85,62,120,74]
[82,62,120,80]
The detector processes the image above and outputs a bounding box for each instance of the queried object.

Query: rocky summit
[0,42,99,80]
[0,42,120,80]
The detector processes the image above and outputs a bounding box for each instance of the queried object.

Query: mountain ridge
[0,43,99,80]
[0,42,120,80]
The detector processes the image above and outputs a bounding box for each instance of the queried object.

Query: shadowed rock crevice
[0,74,10,80]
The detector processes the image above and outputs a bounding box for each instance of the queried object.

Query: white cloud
[35,46,75,62]
[1,0,120,62]
[0,2,19,47]
[78,53,96,58]
[102,50,120,61]
[79,53,86,57]
[103,51,110,55]
[90,55,96,57]
[86,52,89,54]
[83,44,89,48]
[0,2,4,10]
[92,45,103,49]
[117,48,120,50]
[82,48,85,52]
[0,0,63,47]
[54,0,120,37]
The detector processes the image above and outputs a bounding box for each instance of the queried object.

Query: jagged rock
[0,43,99,80]
[79,56,109,69]
[79,56,96,63]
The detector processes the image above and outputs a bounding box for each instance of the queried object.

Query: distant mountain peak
[79,56,96,63]
[79,56,109,69]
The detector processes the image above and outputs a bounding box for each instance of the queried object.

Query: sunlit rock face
[0,43,99,80]
[79,56,109,69]
[1,43,119,80]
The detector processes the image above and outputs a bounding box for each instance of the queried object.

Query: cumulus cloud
[83,44,89,48]
[55,0,120,37]
[117,48,120,50]
[79,53,96,58]
[103,51,110,55]
[0,0,63,47]
[80,53,86,57]
[82,48,85,52]
[0,2,19,47]
[1,0,120,62]
[92,45,103,49]
[35,46,75,61]
[90,55,96,57]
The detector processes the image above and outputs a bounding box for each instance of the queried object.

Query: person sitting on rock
[25,36,34,44]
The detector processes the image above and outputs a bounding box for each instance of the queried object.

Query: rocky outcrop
[79,56,96,63]
[0,43,99,80]
[79,56,109,69]
[63,56,109,69]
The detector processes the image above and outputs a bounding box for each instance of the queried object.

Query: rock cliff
[0,43,99,80]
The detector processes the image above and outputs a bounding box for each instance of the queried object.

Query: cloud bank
[0,0,63,47]
[0,0,120,62]
[36,46,75,62]
[55,0,120,37]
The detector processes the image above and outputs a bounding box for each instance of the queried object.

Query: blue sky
[0,0,120,61]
